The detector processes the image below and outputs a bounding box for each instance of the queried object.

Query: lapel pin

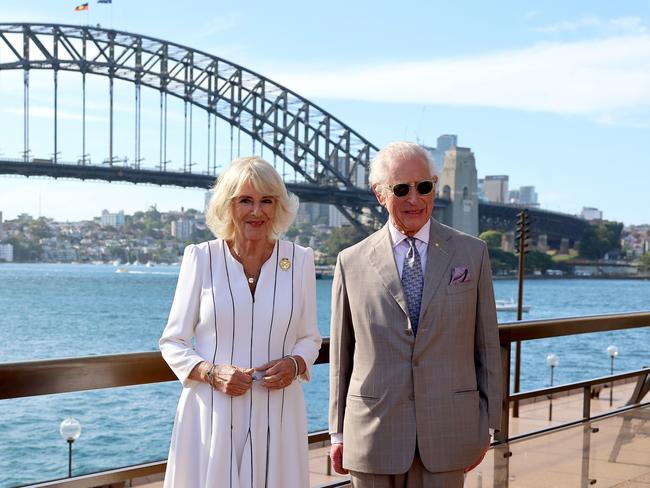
[279,258,291,271]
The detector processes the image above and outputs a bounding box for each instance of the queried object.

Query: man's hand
[330,443,348,475]
[464,441,490,472]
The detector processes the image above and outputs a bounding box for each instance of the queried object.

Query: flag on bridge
[74,3,89,11]
[97,0,112,3]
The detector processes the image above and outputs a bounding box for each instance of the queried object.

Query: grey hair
[369,141,436,189]
[205,156,299,240]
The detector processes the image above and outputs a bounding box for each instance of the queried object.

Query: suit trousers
[349,453,464,488]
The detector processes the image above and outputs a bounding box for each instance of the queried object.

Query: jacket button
[409,394,415,401]
[413,360,419,367]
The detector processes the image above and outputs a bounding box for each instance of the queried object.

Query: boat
[145,261,155,267]
[115,266,129,273]
[496,298,530,312]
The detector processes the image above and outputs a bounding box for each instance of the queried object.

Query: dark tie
[401,237,424,335]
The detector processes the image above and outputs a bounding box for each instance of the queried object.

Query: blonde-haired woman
[160,156,322,487]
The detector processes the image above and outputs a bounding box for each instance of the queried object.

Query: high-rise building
[423,134,458,177]
[518,186,538,206]
[295,202,330,226]
[581,207,603,221]
[483,175,509,203]
[100,210,125,228]
[0,211,3,240]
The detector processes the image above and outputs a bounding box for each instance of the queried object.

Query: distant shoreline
[493,274,649,281]
[2,261,648,281]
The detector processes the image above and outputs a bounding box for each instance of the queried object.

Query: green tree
[479,230,502,249]
[524,250,554,272]
[4,236,42,262]
[579,222,624,259]
[320,226,366,259]
[640,253,650,274]
[487,248,517,274]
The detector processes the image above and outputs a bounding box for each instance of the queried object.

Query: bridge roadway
[1,158,586,248]
[0,158,378,208]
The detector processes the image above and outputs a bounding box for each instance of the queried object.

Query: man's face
[372,154,435,236]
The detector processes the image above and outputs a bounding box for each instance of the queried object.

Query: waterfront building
[0,210,3,239]
[484,175,509,203]
[100,209,125,228]
[171,218,194,241]
[0,242,13,262]
[423,134,458,176]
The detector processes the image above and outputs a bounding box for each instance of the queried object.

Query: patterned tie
[401,237,424,335]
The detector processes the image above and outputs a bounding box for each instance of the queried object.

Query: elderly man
[329,141,501,487]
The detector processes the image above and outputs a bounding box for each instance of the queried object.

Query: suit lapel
[419,219,456,317]
[368,225,410,318]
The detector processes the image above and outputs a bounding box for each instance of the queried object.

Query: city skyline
[1,1,649,225]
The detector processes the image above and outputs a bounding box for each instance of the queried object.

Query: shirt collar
[388,219,431,249]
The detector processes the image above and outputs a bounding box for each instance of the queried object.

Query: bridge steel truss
[0,23,382,229]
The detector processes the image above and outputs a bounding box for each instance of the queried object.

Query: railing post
[583,386,591,419]
[494,341,511,487]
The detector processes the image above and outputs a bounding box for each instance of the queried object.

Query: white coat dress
[160,239,322,488]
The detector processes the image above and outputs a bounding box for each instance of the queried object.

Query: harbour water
[0,263,648,487]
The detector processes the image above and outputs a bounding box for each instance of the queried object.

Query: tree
[479,230,502,249]
[641,253,650,274]
[320,226,366,260]
[524,251,554,272]
[487,248,517,274]
[579,222,624,259]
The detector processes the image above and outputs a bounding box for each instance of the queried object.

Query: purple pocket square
[450,266,471,284]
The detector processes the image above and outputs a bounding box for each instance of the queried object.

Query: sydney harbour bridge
[0,23,586,246]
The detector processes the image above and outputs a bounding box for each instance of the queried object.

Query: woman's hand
[201,362,254,396]
[255,356,302,390]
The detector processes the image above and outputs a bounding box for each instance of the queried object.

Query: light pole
[59,417,81,477]
[607,345,619,407]
[546,353,559,421]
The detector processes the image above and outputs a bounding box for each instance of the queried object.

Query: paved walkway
[131,380,649,488]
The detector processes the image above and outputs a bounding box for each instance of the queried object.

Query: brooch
[279,258,291,271]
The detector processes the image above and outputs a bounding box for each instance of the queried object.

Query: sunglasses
[385,178,437,197]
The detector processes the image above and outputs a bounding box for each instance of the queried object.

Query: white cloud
[269,35,650,121]
[534,16,648,35]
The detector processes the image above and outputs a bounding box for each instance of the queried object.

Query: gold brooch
[279,258,291,271]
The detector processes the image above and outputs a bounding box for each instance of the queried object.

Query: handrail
[0,340,331,400]
[498,311,649,342]
[2,311,650,488]
[509,367,650,402]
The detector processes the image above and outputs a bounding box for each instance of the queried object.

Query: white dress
[160,239,322,488]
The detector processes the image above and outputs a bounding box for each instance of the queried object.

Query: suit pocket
[347,393,379,401]
[446,281,475,295]
[452,389,480,439]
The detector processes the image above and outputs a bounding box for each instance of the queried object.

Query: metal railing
[1,311,649,487]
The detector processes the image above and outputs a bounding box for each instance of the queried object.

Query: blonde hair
[206,156,299,240]
[369,141,436,189]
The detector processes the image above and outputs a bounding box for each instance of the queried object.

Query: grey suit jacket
[329,219,502,474]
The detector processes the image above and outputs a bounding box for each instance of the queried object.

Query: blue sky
[1,0,649,225]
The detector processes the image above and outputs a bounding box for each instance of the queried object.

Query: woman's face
[231,180,276,243]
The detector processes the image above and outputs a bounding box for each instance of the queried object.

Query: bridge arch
[0,23,382,226]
